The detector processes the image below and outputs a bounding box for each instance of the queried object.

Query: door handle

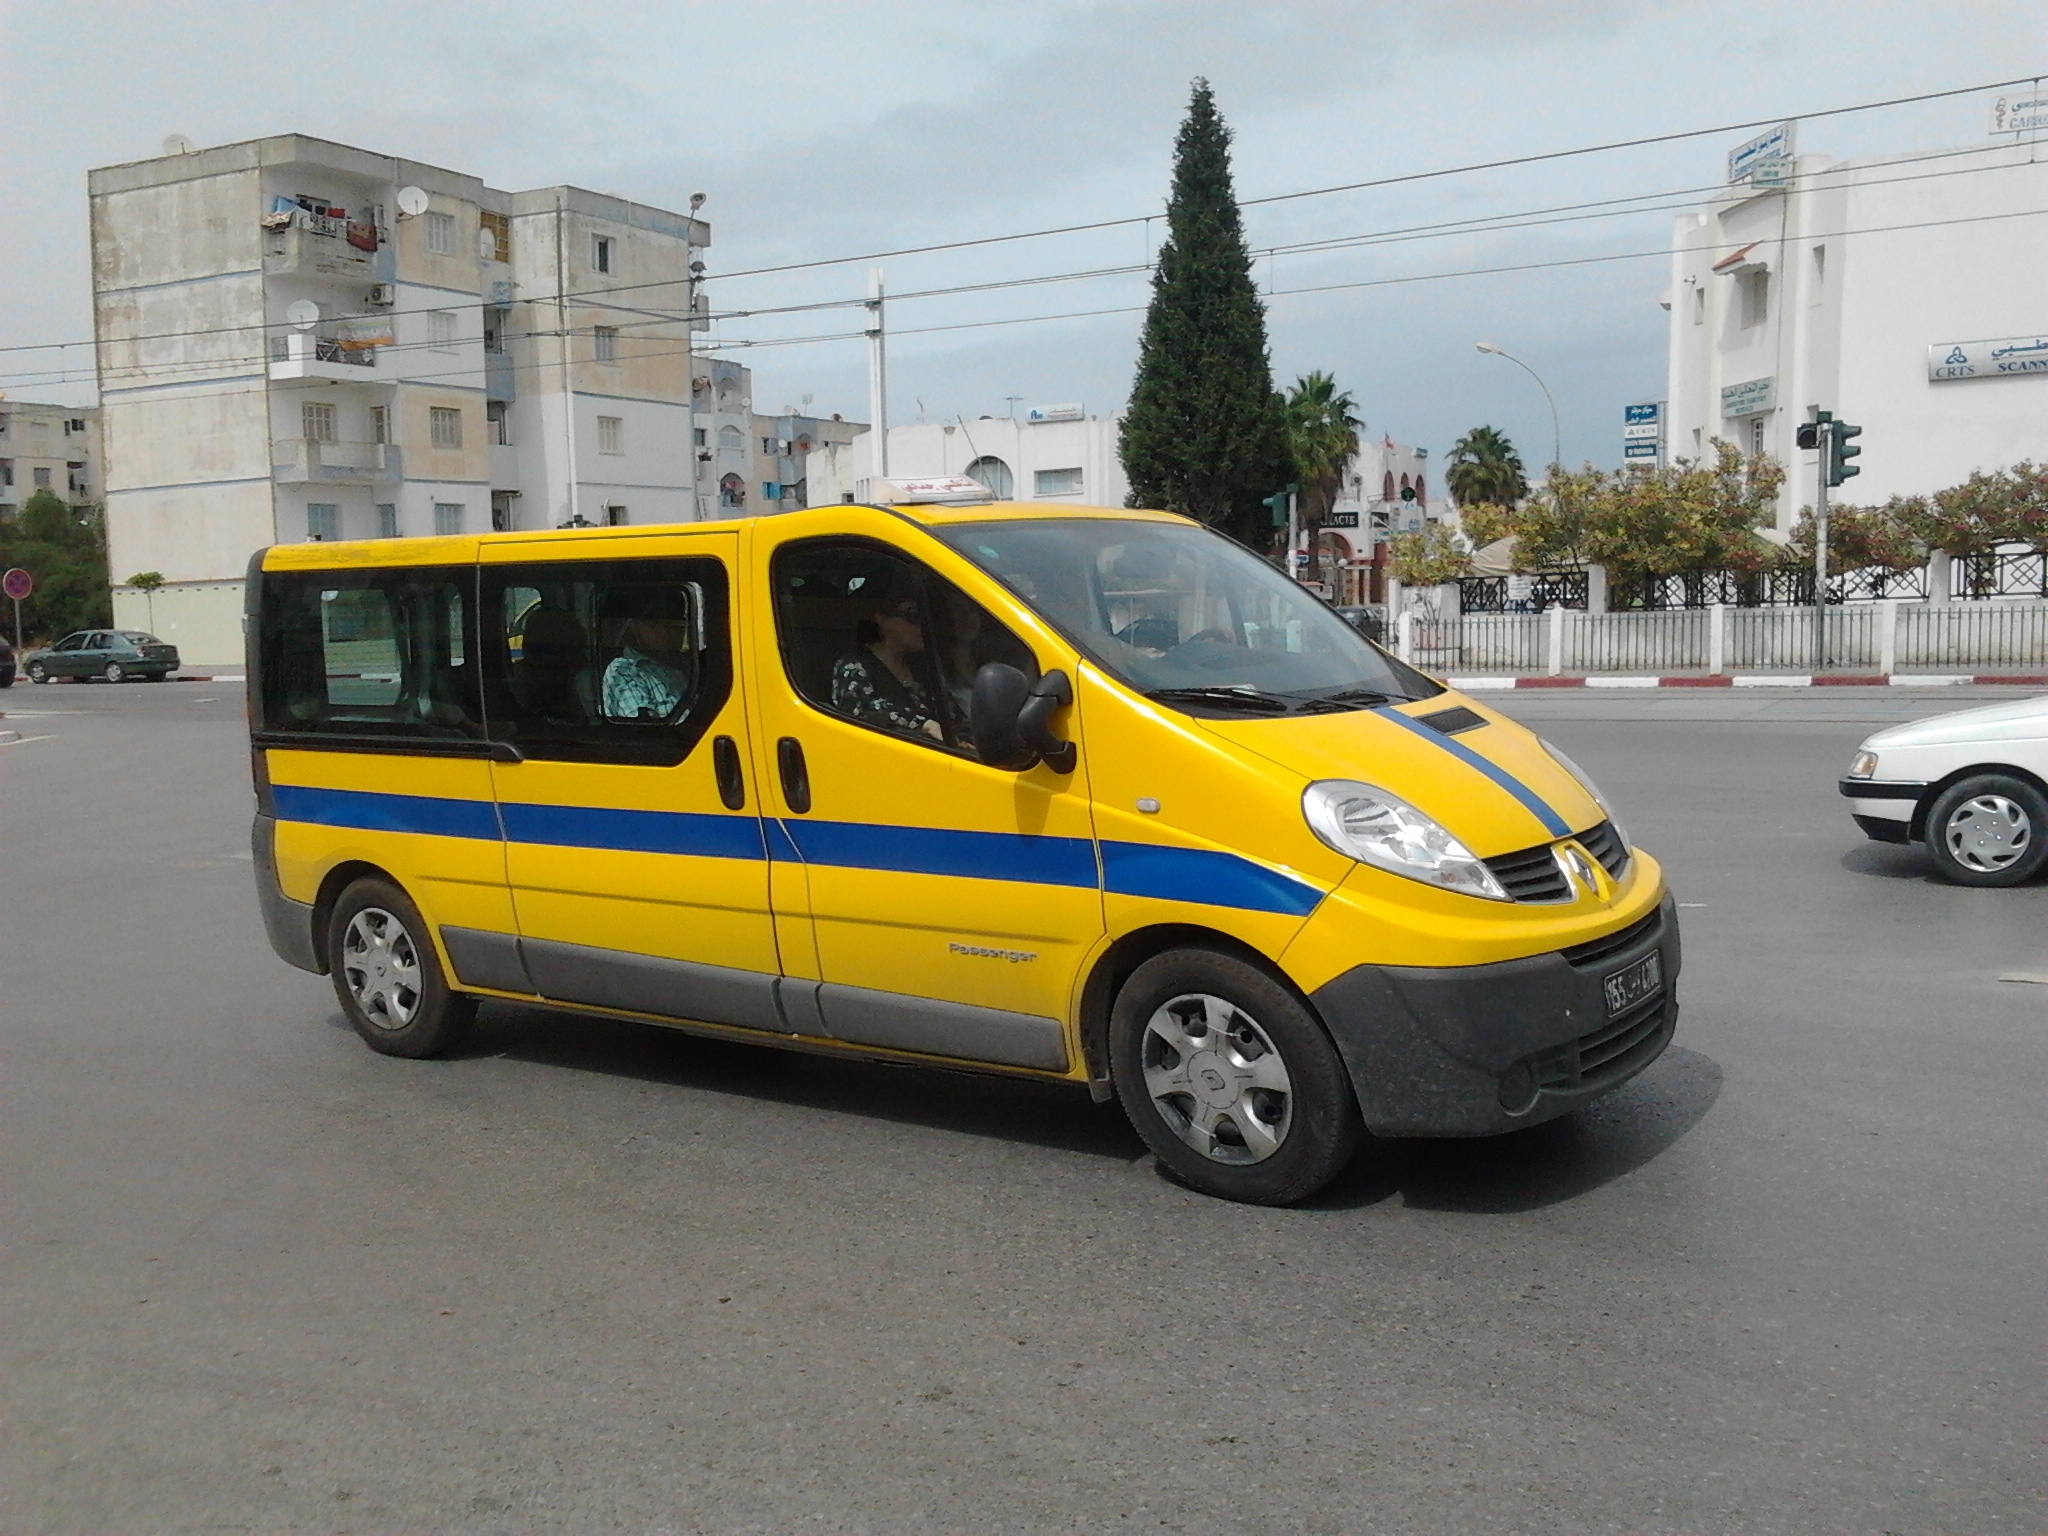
[713,734,745,810]
[776,736,811,814]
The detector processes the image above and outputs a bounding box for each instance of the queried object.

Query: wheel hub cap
[1947,795,2032,872]
[1140,994,1293,1167]
[342,907,422,1031]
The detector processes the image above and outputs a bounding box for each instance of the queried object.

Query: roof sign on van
[869,475,997,506]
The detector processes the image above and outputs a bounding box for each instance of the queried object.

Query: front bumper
[1310,893,1680,1137]
[1838,778,1924,841]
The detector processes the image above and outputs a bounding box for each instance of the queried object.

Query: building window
[424,211,455,256]
[1034,468,1084,497]
[376,503,399,539]
[593,325,619,363]
[597,415,623,455]
[434,503,465,536]
[430,407,463,450]
[1809,245,1827,305]
[762,482,782,501]
[488,400,512,446]
[592,235,614,274]
[1381,471,1396,502]
[1738,268,1770,329]
[301,402,337,443]
[0,461,11,486]
[1691,285,1705,326]
[964,456,1014,498]
[368,405,389,444]
[761,436,780,456]
[718,425,744,454]
[1750,416,1767,456]
[719,473,746,509]
[431,310,458,351]
[483,307,508,354]
[1415,476,1427,508]
[34,467,53,489]
[693,427,707,447]
[66,418,87,434]
[605,504,629,526]
[479,210,510,263]
[307,503,339,542]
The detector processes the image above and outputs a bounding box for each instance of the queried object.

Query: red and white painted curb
[1447,674,2048,691]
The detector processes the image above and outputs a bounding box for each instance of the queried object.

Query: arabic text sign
[1991,94,2048,134]
[1720,376,1776,417]
[1623,442,1661,460]
[1623,402,1661,424]
[1728,122,1795,184]
[1927,335,2048,382]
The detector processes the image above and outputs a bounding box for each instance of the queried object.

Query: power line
[1,74,2034,363]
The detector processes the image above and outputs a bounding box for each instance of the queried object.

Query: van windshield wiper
[1298,687,1395,711]
[1144,686,1294,715]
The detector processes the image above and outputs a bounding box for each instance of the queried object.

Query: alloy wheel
[1139,992,1293,1165]
[341,907,424,1030]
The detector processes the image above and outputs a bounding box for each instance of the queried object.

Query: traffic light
[1828,420,1862,486]
[1795,410,1827,451]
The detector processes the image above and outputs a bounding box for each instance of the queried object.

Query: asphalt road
[2,680,2041,1534]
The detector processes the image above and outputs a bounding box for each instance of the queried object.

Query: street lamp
[1475,341,1561,474]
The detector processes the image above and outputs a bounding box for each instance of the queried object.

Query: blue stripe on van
[778,818,1099,888]
[499,802,768,862]
[1373,707,1572,838]
[271,784,502,842]
[1099,841,1324,917]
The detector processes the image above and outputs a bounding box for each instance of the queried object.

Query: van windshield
[932,518,1439,714]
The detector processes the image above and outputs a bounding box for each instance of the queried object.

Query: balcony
[269,332,379,382]
[272,439,401,485]
[485,349,515,402]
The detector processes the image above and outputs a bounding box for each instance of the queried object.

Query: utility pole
[866,268,888,481]
[555,193,582,529]
[1813,421,1830,672]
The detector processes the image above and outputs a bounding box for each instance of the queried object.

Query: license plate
[1603,951,1662,1016]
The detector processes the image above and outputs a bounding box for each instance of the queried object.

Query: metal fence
[1401,599,2048,675]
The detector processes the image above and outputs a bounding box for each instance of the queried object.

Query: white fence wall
[1402,600,2048,675]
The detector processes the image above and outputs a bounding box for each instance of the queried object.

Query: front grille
[1562,908,1661,970]
[1527,995,1669,1094]
[1484,842,1570,902]
[1576,819,1631,880]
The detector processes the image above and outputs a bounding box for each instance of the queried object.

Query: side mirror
[970,663,1077,774]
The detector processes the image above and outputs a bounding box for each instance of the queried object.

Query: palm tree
[1281,371,1363,525]
[1446,425,1528,508]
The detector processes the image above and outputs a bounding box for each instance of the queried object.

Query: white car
[1840,693,2048,886]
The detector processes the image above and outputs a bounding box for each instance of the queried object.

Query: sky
[2,0,2042,472]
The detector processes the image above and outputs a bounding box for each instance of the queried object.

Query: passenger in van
[601,593,694,721]
[832,592,943,741]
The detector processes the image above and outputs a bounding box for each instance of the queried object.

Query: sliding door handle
[776,737,811,814]
[712,735,745,810]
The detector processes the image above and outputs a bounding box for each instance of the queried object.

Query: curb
[1447,674,2047,691]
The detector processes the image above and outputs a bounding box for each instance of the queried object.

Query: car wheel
[1924,774,2048,887]
[1110,948,1361,1206]
[326,877,477,1058]
[102,661,127,683]
[27,661,48,684]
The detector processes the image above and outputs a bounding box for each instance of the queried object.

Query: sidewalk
[1448,673,2048,690]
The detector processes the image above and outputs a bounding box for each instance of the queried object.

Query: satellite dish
[162,134,197,157]
[395,186,430,219]
[478,228,499,260]
[285,299,320,331]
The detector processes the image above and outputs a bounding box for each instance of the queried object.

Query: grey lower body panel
[521,936,784,1033]
[252,814,323,974]
[807,979,1068,1072]
[1311,894,1681,1138]
[440,927,535,995]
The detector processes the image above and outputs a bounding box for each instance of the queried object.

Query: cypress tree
[1120,79,1287,544]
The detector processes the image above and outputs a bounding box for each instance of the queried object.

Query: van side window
[480,556,731,766]
[257,568,480,738]
[771,536,1036,755]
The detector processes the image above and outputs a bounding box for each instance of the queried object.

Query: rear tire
[1924,774,2048,887]
[1110,948,1360,1206]
[326,877,476,1057]
[102,661,126,683]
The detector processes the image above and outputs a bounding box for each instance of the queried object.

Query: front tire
[1110,949,1361,1205]
[326,877,476,1057]
[1924,774,2048,887]
[27,661,48,684]
[102,661,126,683]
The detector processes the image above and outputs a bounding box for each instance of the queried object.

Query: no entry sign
[1,568,30,601]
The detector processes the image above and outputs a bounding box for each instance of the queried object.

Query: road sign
[1728,122,1795,184]
[1624,442,1661,459]
[1623,402,1661,425]
[2,568,30,601]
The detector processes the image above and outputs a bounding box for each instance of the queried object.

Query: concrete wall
[110,580,246,668]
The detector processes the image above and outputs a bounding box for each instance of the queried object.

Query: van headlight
[1542,740,1630,849]
[1302,780,1508,901]
[1847,750,1878,779]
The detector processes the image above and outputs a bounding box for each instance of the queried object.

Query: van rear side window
[258,568,481,739]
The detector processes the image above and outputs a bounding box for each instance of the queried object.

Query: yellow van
[248,489,1677,1204]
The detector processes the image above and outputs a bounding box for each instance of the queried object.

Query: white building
[0,402,101,518]
[1665,131,2048,532]
[813,408,1131,508]
[89,134,712,663]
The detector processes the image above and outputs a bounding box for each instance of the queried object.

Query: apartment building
[89,134,711,662]
[1666,131,2048,529]
[0,402,101,518]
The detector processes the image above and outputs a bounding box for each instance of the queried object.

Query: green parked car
[25,630,181,683]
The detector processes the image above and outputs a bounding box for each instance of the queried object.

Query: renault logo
[1559,844,1600,896]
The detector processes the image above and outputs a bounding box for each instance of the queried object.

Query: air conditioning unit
[367,284,396,307]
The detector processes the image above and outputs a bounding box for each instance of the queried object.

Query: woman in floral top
[831,595,944,741]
